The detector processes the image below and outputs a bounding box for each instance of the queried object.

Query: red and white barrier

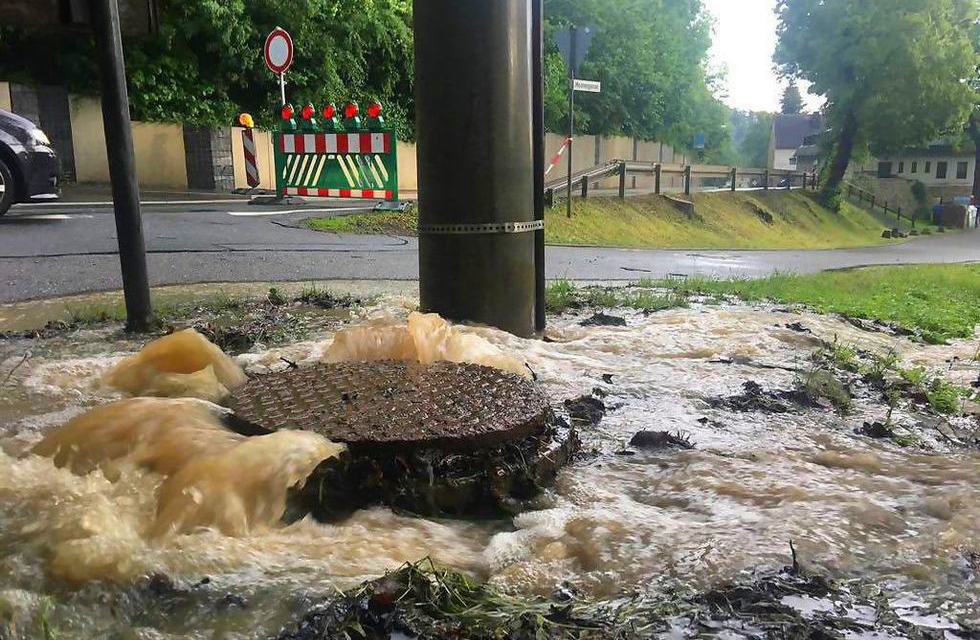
[241,128,259,187]
[545,137,572,176]
[278,132,392,155]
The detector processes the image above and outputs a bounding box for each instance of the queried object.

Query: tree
[780,82,803,114]
[966,11,980,199]
[544,0,731,155]
[730,110,773,168]
[775,0,978,207]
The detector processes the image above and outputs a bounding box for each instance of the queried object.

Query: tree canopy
[780,82,802,114]
[544,0,730,156]
[0,0,732,155]
[775,0,978,204]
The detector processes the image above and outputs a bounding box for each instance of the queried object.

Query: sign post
[264,27,294,105]
[556,25,594,219]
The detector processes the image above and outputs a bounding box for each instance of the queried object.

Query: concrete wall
[69,96,188,189]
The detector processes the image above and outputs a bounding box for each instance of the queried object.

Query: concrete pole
[415,0,536,338]
[90,0,152,332]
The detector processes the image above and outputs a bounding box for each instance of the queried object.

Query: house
[873,143,975,189]
[768,113,823,170]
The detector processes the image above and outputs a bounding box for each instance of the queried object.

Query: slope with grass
[545,191,903,249]
[304,191,907,250]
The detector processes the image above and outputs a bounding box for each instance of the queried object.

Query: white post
[279,73,286,105]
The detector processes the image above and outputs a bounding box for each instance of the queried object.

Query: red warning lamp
[280,104,293,120]
[343,101,358,119]
[301,103,315,120]
[322,102,336,119]
[367,101,382,118]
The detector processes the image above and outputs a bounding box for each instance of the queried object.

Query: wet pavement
[1,198,979,302]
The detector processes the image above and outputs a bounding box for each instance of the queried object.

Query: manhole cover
[228,360,549,452]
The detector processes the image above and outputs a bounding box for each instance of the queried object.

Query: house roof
[773,114,823,150]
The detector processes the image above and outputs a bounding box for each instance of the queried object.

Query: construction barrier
[273,102,399,202]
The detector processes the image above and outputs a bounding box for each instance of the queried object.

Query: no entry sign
[264,27,293,74]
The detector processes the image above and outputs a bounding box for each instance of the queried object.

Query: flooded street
[1,295,978,638]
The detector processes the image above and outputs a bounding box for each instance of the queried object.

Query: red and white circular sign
[264,27,294,74]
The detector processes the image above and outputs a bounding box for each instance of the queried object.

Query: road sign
[555,25,594,75]
[694,132,705,150]
[573,79,601,93]
[264,27,294,74]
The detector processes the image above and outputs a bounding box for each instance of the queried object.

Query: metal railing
[544,160,817,206]
[842,182,916,228]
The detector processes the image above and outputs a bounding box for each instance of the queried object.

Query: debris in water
[564,394,606,425]
[324,312,527,376]
[579,313,627,327]
[103,328,246,402]
[628,431,694,450]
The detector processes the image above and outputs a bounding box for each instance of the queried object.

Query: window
[957,162,968,180]
[925,161,931,174]
[878,162,893,178]
[937,161,948,179]
[911,161,917,174]
[898,161,904,174]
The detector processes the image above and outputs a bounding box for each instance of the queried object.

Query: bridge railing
[545,160,817,206]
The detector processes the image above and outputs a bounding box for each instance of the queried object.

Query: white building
[768,113,823,170]
[873,147,975,188]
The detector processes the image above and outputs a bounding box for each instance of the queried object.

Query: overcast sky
[702,0,824,113]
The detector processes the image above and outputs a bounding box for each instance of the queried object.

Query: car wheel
[0,158,14,216]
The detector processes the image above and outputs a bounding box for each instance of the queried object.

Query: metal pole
[415,0,536,337]
[566,27,576,219]
[532,0,545,334]
[279,72,286,106]
[90,0,152,332]
[684,165,691,196]
[730,167,737,192]
[654,163,661,194]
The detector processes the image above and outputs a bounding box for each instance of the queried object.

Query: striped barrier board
[274,131,398,201]
[241,128,260,187]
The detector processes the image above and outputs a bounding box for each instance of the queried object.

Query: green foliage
[925,377,966,415]
[780,82,803,115]
[546,279,578,313]
[544,0,731,155]
[0,0,415,133]
[731,110,774,168]
[776,0,978,192]
[825,340,858,372]
[653,263,980,344]
[799,367,852,415]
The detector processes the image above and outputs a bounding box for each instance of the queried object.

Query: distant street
[1,197,978,302]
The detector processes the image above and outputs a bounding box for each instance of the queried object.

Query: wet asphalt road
[1,197,979,302]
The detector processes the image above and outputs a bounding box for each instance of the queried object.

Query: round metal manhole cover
[228,360,550,452]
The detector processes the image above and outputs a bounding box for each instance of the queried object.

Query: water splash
[324,311,528,376]
[103,329,247,402]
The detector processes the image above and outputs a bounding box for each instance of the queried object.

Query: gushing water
[1,298,978,638]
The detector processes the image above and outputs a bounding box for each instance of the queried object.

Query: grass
[304,209,417,235]
[302,191,910,250]
[655,264,980,344]
[545,279,687,314]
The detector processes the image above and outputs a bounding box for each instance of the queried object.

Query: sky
[702,0,824,114]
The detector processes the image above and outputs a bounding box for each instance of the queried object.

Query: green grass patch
[545,191,899,249]
[655,264,980,344]
[304,210,418,235]
[545,279,686,314]
[302,190,910,250]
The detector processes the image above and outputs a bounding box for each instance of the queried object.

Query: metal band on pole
[419,220,544,235]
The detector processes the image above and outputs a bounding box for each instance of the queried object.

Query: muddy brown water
[1,298,978,638]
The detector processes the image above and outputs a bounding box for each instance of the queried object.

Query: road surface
[1,197,978,302]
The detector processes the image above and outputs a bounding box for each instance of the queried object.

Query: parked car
[0,109,59,215]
